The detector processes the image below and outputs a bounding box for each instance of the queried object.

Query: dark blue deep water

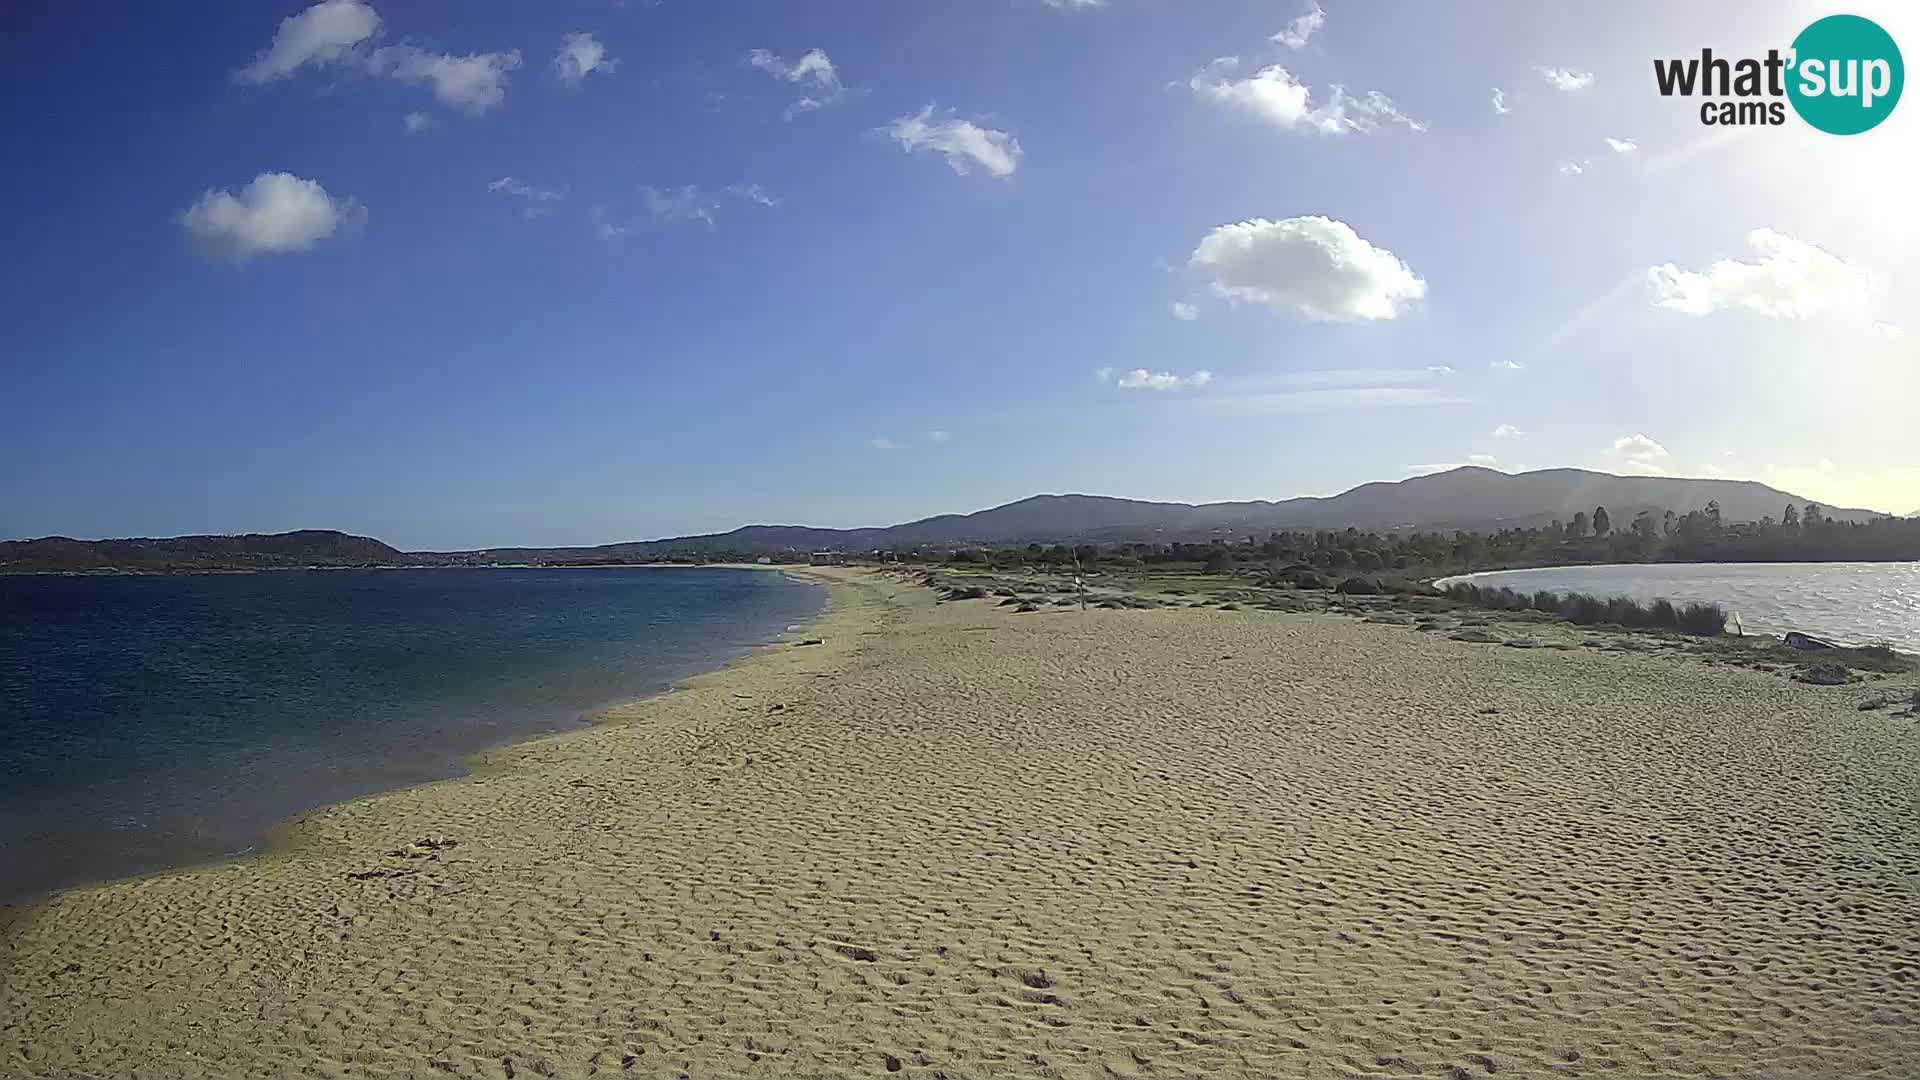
[0,567,822,905]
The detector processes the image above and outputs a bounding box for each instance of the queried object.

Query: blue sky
[2,0,1914,549]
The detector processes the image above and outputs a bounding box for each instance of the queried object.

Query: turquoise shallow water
[0,566,822,905]
[1438,561,1920,652]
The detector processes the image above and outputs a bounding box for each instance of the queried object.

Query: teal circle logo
[1787,14,1903,134]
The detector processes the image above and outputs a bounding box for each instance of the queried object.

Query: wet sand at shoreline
[4,567,1918,1078]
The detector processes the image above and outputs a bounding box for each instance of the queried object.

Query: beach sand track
[4,568,1918,1078]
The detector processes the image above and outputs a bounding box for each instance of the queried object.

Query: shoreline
[7,570,1918,1077]
[256,565,858,878]
[1435,561,1920,653]
[0,565,849,916]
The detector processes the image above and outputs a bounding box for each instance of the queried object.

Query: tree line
[926,501,1919,576]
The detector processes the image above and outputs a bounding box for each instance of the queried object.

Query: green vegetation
[1443,583,1728,636]
[901,560,1914,688]
[891,502,1920,586]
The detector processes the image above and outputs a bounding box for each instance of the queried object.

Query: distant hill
[437,467,1881,560]
[2,468,1883,572]
[0,530,404,574]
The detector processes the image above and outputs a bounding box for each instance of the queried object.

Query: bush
[1650,598,1678,628]
[1335,576,1379,595]
[1446,583,1724,637]
[1676,602,1727,636]
[1291,570,1330,590]
[944,586,989,601]
[1560,592,1606,625]
[1604,595,1644,627]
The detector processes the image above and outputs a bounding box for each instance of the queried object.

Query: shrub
[945,586,989,601]
[1292,570,1330,590]
[1675,602,1727,636]
[1650,599,1678,628]
[1335,576,1379,595]
[1560,592,1606,625]
[1604,596,1644,627]
[1449,583,1723,637]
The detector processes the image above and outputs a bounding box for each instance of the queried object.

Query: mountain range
[0,467,1882,573]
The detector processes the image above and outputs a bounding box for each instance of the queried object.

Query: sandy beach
[4,566,1918,1078]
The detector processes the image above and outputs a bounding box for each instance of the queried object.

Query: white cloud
[1492,423,1524,438]
[1538,66,1595,91]
[747,47,837,86]
[553,32,617,87]
[1608,433,1671,475]
[747,48,846,115]
[1649,229,1874,319]
[1876,321,1905,338]
[234,0,380,83]
[1558,159,1590,175]
[642,185,719,227]
[488,177,562,201]
[1093,367,1115,382]
[925,430,952,443]
[726,183,778,207]
[635,184,776,227]
[1489,359,1525,371]
[235,4,521,115]
[1468,453,1499,466]
[1491,87,1510,114]
[488,177,565,218]
[1169,301,1199,321]
[403,110,433,134]
[885,106,1023,178]
[369,46,523,114]
[1042,0,1105,8]
[1114,369,1214,391]
[178,172,363,263]
[1605,136,1638,153]
[1186,216,1425,322]
[1613,433,1668,457]
[865,437,899,450]
[1205,369,1468,416]
[1189,59,1424,135]
[1271,1,1325,49]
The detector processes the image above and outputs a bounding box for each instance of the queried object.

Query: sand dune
[4,567,1918,1078]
